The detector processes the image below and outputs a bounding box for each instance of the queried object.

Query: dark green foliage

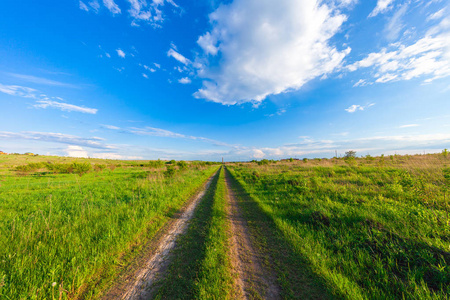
[164,165,176,178]
[177,160,188,170]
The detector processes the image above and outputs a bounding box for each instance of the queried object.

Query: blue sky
[0,0,449,161]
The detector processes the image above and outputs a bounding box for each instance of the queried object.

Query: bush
[177,161,189,170]
[71,162,92,176]
[164,165,176,178]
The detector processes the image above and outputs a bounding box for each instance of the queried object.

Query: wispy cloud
[0,84,37,98]
[347,16,450,84]
[79,1,89,11]
[0,131,114,150]
[399,124,419,128]
[384,4,407,40]
[34,100,98,114]
[6,73,79,88]
[345,103,375,113]
[369,0,396,18]
[101,124,120,130]
[116,49,126,58]
[167,48,191,65]
[103,0,121,14]
[127,0,180,27]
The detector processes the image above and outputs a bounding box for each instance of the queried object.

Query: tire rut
[103,170,219,300]
[225,169,281,299]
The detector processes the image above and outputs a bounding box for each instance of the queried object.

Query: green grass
[154,167,235,299]
[227,154,450,299]
[0,155,219,299]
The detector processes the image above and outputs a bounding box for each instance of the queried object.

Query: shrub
[443,149,448,158]
[177,161,189,170]
[71,162,92,176]
[164,165,176,178]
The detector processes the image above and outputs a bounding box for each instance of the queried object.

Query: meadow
[0,154,219,299]
[227,153,450,299]
[2,152,450,299]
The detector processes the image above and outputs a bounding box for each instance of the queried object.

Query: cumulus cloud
[347,16,450,84]
[193,0,351,105]
[369,0,396,17]
[116,49,126,58]
[178,77,191,84]
[34,100,98,114]
[65,145,89,158]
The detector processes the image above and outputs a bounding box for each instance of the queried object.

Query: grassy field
[2,152,450,299]
[0,155,219,299]
[227,153,450,299]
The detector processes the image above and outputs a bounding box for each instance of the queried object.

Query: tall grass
[228,154,450,299]
[0,157,218,299]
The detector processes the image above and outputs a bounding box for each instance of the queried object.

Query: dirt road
[103,171,218,300]
[225,169,281,299]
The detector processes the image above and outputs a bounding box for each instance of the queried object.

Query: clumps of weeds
[94,164,106,172]
[147,160,165,168]
[15,162,93,176]
[164,165,176,178]
[177,160,189,170]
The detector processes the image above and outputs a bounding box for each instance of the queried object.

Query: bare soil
[102,172,217,300]
[225,170,281,299]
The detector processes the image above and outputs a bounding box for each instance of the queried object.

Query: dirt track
[103,171,217,300]
[225,169,280,299]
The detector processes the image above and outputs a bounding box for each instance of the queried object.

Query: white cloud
[352,79,373,87]
[167,48,190,65]
[34,100,98,114]
[0,131,114,150]
[252,149,265,159]
[102,124,121,130]
[79,1,89,11]
[427,8,446,21]
[369,0,396,17]
[103,0,121,14]
[384,4,407,41]
[193,0,351,105]
[178,77,191,84]
[65,145,89,158]
[345,105,364,113]
[89,0,101,12]
[93,152,124,159]
[142,73,149,79]
[0,84,37,98]
[116,49,126,58]
[6,73,78,88]
[399,124,419,128]
[126,0,179,26]
[347,17,450,84]
[345,103,375,113]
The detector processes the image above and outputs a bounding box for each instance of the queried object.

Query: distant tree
[345,150,357,158]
